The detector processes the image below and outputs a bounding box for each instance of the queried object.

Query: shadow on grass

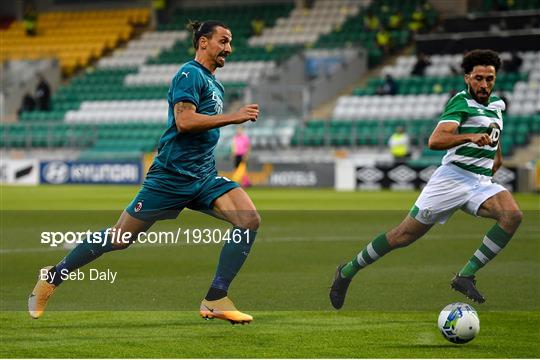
[387,344,481,349]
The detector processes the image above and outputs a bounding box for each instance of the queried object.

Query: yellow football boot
[200,296,253,325]
[28,266,57,319]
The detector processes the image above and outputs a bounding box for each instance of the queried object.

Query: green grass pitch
[1,185,539,358]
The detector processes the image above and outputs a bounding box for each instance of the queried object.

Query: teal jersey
[154,60,225,179]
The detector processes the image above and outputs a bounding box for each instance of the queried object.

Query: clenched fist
[234,104,259,123]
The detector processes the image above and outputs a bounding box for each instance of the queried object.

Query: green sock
[340,233,393,279]
[459,223,512,277]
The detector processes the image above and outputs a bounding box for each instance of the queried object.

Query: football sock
[208,227,256,295]
[340,233,392,279]
[459,223,512,277]
[47,229,118,286]
[205,287,228,301]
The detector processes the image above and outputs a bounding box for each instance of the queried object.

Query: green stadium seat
[352,73,526,96]
[330,122,353,146]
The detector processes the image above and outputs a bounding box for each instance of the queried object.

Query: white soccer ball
[438,302,480,344]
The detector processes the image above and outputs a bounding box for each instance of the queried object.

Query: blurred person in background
[411,52,431,76]
[151,0,167,26]
[301,0,315,9]
[494,0,516,11]
[231,126,251,187]
[363,9,380,31]
[409,5,426,33]
[23,3,37,36]
[387,10,403,30]
[251,17,265,37]
[377,74,398,95]
[388,126,411,162]
[18,93,36,115]
[376,26,392,54]
[35,75,51,111]
[503,52,523,73]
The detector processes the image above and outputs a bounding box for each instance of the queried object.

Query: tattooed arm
[174,102,259,133]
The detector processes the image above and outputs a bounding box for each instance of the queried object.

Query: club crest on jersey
[420,208,432,221]
[212,91,223,114]
[134,201,143,212]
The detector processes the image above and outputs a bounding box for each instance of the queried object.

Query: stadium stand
[248,0,363,46]
[98,31,189,69]
[1,8,150,76]
[477,0,540,11]
[314,0,437,65]
[2,0,539,169]
[298,49,540,160]
[152,3,298,64]
[3,2,302,159]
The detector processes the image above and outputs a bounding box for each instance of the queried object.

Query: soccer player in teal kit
[29,21,260,324]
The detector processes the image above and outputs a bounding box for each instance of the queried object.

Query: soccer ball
[438,302,480,344]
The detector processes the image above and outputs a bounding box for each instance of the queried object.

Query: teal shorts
[126,164,239,222]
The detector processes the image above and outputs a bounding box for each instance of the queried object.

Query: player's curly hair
[461,49,501,74]
[187,20,229,49]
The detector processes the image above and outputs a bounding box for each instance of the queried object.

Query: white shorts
[410,164,507,225]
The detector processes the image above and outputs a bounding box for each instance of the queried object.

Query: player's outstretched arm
[174,102,259,133]
[428,122,492,150]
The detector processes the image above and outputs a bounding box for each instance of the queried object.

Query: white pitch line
[0,247,64,254]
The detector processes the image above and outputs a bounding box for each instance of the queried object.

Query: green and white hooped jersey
[438,90,505,177]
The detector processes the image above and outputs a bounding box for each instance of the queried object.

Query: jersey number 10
[489,124,501,146]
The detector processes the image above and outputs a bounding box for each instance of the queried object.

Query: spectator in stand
[494,0,515,11]
[363,9,380,31]
[411,53,431,76]
[377,74,399,95]
[379,3,391,17]
[388,126,411,163]
[151,0,168,26]
[409,5,426,33]
[376,26,392,54]
[250,17,265,37]
[503,52,523,73]
[527,16,539,29]
[387,11,403,30]
[451,50,469,75]
[23,4,37,36]
[302,0,315,9]
[35,75,51,111]
[19,93,36,115]
[432,82,443,94]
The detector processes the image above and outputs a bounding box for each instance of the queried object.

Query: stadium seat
[0,8,150,75]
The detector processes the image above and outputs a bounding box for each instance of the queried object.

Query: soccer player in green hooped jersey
[29,21,260,324]
[330,49,523,308]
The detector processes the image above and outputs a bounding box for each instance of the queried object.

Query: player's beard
[216,53,227,68]
[469,84,490,104]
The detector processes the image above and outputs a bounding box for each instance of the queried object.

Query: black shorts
[234,155,244,168]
